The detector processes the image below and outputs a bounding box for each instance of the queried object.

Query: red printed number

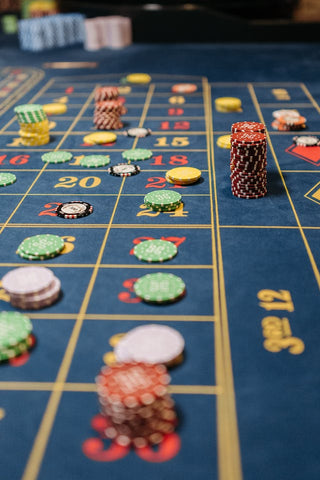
[38,202,61,217]
[0,154,30,166]
[130,236,186,255]
[145,177,185,189]
[118,278,142,303]
[150,155,188,167]
[168,108,184,116]
[160,121,190,130]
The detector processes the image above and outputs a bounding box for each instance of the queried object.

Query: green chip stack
[0,311,34,363]
[144,190,182,212]
[14,104,50,146]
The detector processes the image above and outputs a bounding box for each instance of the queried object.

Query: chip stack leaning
[93,86,127,130]
[96,362,177,448]
[230,122,267,199]
[14,104,50,146]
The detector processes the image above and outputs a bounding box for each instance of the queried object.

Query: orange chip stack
[95,362,177,448]
[93,87,126,130]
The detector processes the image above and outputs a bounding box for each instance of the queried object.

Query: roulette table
[0,38,319,480]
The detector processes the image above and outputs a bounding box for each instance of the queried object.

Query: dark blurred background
[1,0,320,41]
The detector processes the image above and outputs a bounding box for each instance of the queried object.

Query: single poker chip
[0,172,16,187]
[2,266,54,295]
[272,109,300,119]
[215,97,242,112]
[83,132,117,145]
[165,172,175,184]
[144,190,182,208]
[122,148,153,162]
[41,151,73,164]
[80,155,110,168]
[114,324,185,365]
[17,246,57,261]
[126,73,152,84]
[166,167,201,185]
[216,135,231,149]
[0,311,32,349]
[108,163,141,177]
[134,273,186,303]
[231,132,266,146]
[133,239,178,263]
[56,201,93,219]
[171,83,197,94]
[42,103,67,115]
[19,234,64,257]
[293,135,320,147]
[125,127,152,138]
[231,121,265,133]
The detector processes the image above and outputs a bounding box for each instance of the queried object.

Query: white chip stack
[2,267,61,310]
[84,16,132,51]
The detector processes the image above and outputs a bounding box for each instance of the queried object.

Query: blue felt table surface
[0,40,319,480]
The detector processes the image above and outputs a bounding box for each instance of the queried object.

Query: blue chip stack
[18,13,85,51]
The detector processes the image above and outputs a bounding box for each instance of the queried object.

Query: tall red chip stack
[93,86,126,130]
[230,123,267,199]
[95,362,178,448]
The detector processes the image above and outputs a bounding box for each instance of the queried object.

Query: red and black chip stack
[96,362,178,448]
[94,86,127,130]
[230,122,267,199]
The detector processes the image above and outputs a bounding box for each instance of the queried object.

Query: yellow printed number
[257,289,294,312]
[136,203,188,218]
[261,316,304,355]
[60,236,75,255]
[0,281,10,303]
[54,176,101,188]
[169,96,185,104]
[154,137,190,147]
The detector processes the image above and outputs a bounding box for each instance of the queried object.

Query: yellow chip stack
[14,104,50,146]
[166,167,202,185]
[215,97,242,112]
[216,134,231,149]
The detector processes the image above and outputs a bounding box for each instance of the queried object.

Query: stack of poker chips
[18,13,85,51]
[17,234,65,261]
[271,109,306,131]
[94,86,127,130]
[14,104,50,146]
[215,96,242,113]
[84,16,132,51]
[230,122,267,199]
[144,190,182,212]
[96,362,177,448]
[2,266,61,310]
[0,311,35,363]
